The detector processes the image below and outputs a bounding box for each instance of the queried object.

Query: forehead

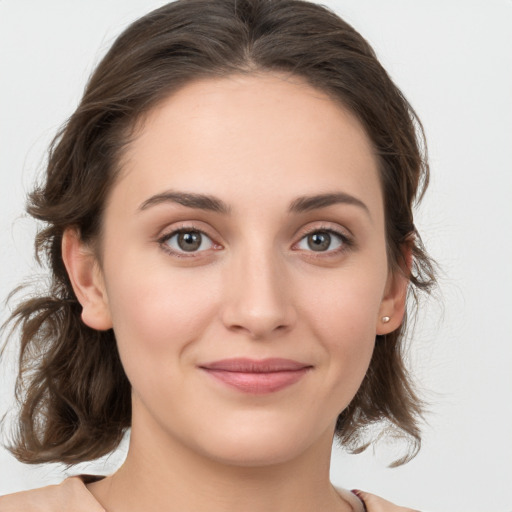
[116,72,382,216]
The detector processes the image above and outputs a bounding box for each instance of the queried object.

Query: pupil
[308,232,330,251]
[178,231,201,251]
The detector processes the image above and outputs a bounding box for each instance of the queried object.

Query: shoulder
[0,477,106,512]
[335,487,419,512]
[351,489,420,512]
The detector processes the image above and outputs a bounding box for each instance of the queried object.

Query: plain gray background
[1,1,511,511]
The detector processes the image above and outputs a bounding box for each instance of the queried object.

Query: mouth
[198,358,312,394]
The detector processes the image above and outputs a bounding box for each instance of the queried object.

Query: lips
[199,358,312,394]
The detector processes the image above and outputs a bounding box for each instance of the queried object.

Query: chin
[191,417,331,468]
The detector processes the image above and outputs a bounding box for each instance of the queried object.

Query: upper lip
[199,358,311,373]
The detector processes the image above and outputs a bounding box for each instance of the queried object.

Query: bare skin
[1,73,417,511]
[0,478,419,511]
[0,477,106,512]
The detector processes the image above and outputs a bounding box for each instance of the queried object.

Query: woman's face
[71,72,406,467]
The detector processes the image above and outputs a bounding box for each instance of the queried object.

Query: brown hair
[2,0,436,466]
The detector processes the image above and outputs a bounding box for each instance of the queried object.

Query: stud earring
[381,316,390,323]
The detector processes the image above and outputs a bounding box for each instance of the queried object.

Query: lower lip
[201,368,310,394]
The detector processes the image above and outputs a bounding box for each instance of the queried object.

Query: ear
[61,228,113,331]
[376,244,412,335]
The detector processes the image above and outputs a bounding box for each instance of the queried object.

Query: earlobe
[376,245,412,335]
[61,228,113,331]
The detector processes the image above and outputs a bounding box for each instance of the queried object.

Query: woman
[0,0,435,510]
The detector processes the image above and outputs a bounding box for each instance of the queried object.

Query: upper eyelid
[294,222,353,245]
[157,222,214,240]
[157,222,349,243]
[297,223,349,238]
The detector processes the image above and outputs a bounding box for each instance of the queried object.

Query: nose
[221,245,297,340]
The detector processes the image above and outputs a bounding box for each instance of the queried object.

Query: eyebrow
[138,190,370,216]
[288,192,369,215]
[139,191,231,214]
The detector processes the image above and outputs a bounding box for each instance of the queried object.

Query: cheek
[103,255,221,371]
[304,263,384,339]
[300,264,385,391]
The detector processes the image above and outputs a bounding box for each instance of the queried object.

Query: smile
[199,358,312,394]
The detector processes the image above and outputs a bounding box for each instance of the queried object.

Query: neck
[87,407,351,512]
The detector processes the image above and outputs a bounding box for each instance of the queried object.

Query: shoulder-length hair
[2,0,436,466]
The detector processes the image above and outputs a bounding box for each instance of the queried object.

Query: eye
[295,228,350,255]
[159,228,216,256]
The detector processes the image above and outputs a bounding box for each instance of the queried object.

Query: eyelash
[295,226,353,259]
[157,226,219,259]
[157,224,353,259]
